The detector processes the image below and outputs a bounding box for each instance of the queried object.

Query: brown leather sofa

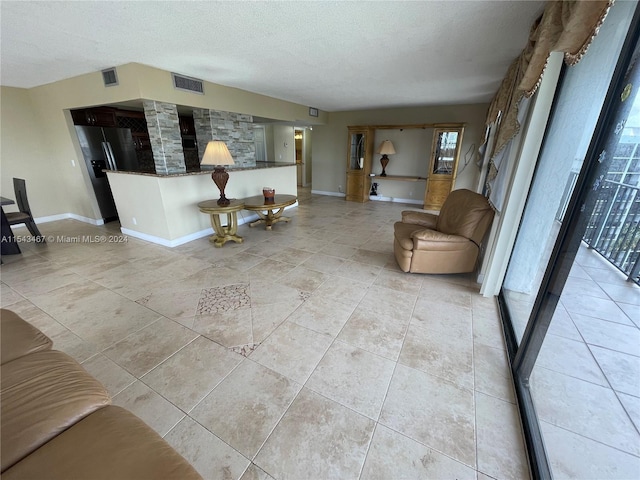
[394,189,495,274]
[0,309,202,480]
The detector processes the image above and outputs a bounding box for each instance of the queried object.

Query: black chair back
[13,178,32,216]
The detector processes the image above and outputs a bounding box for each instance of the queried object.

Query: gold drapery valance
[486,0,613,159]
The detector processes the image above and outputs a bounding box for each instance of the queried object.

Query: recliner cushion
[436,189,493,241]
[412,229,473,251]
[3,406,202,480]
[1,350,110,472]
[1,309,53,365]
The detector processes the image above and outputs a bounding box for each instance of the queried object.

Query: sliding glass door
[502,0,636,344]
[499,2,640,478]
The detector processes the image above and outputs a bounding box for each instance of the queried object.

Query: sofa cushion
[3,406,202,480]
[1,350,110,472]
[1,309,52,365]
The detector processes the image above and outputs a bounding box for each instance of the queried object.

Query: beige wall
[0,63,323,223]
[0,87,66,217]
[311,104,489,200]
[272,126,295,164]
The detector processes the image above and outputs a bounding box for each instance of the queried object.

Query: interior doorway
[294,127,312,197]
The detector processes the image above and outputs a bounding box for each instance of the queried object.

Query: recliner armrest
[401,210,438,229]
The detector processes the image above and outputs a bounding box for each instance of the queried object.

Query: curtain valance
[486,0,613,159]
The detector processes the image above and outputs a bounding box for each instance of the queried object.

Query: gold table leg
[209,212,243,247]
[248,207,291,230]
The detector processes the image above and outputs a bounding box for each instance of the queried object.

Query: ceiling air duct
[172,73,204,94]
[101,68,118,87]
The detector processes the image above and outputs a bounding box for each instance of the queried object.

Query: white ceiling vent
[101,68,118,87]
[172,73,204,94]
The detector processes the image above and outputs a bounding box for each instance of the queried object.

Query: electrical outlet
[338,185,343,193]
[132,217,137,225]
[409,191,413,197]
[71,159,76,167]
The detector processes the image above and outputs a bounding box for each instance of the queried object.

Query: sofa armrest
[401,210,438,229]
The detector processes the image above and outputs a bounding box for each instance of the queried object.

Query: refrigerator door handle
[105,142,118,171]
[101,142,112,170]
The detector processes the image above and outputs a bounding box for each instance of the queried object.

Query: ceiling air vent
[102,68,118,87]
[172,73,204,94]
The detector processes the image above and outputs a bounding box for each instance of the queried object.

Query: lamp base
[380,155,389,177]
[212,167,230,206]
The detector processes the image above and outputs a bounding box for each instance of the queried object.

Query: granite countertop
[105,161,294,177]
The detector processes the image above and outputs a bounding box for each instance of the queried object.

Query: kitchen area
[70,100,299,246]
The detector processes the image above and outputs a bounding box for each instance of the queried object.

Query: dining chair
[6,178,45,242]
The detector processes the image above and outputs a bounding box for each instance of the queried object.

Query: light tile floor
[506,245,640,478]
[1,192,528,480]
[532,247,640,479]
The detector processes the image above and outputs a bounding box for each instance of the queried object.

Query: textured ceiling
[0,1,544,111]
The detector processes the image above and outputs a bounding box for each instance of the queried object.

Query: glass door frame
[498,9,640,479]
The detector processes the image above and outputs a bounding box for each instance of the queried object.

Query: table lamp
[201,141,235,206]
[377,140,396,176]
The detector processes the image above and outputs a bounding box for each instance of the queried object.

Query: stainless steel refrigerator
[75,126,138,221]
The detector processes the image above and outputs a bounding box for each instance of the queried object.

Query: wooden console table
[197,199,244,247]
[243,194,297,230]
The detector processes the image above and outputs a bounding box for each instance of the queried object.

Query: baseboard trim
[120,227,213,248]
[369,196,423,205]
[312,190,345,197]
[34,213,105,226]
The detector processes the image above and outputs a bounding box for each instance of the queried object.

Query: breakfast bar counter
[106,163,297,247]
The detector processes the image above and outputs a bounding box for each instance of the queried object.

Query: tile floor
[1,192,528,480]
[505,245,640,478]
[533,247,640,479]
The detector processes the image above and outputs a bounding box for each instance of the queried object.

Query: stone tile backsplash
[193,108,256,168]
[143,100,186,174]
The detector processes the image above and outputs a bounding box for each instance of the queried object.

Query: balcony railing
[583,179,640,285]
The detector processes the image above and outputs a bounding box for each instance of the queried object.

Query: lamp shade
[201,141,235,166]
[376,140,396,155]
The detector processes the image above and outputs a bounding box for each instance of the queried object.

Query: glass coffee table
[243,194,297,230]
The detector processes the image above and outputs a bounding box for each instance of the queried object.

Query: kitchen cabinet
[179,115,196,136]
[345,127,374,202]
[71,107,117,127]
[179,114,199,171]
[115,110,151,152]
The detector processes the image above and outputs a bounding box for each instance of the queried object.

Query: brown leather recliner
[394,189,494,274]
